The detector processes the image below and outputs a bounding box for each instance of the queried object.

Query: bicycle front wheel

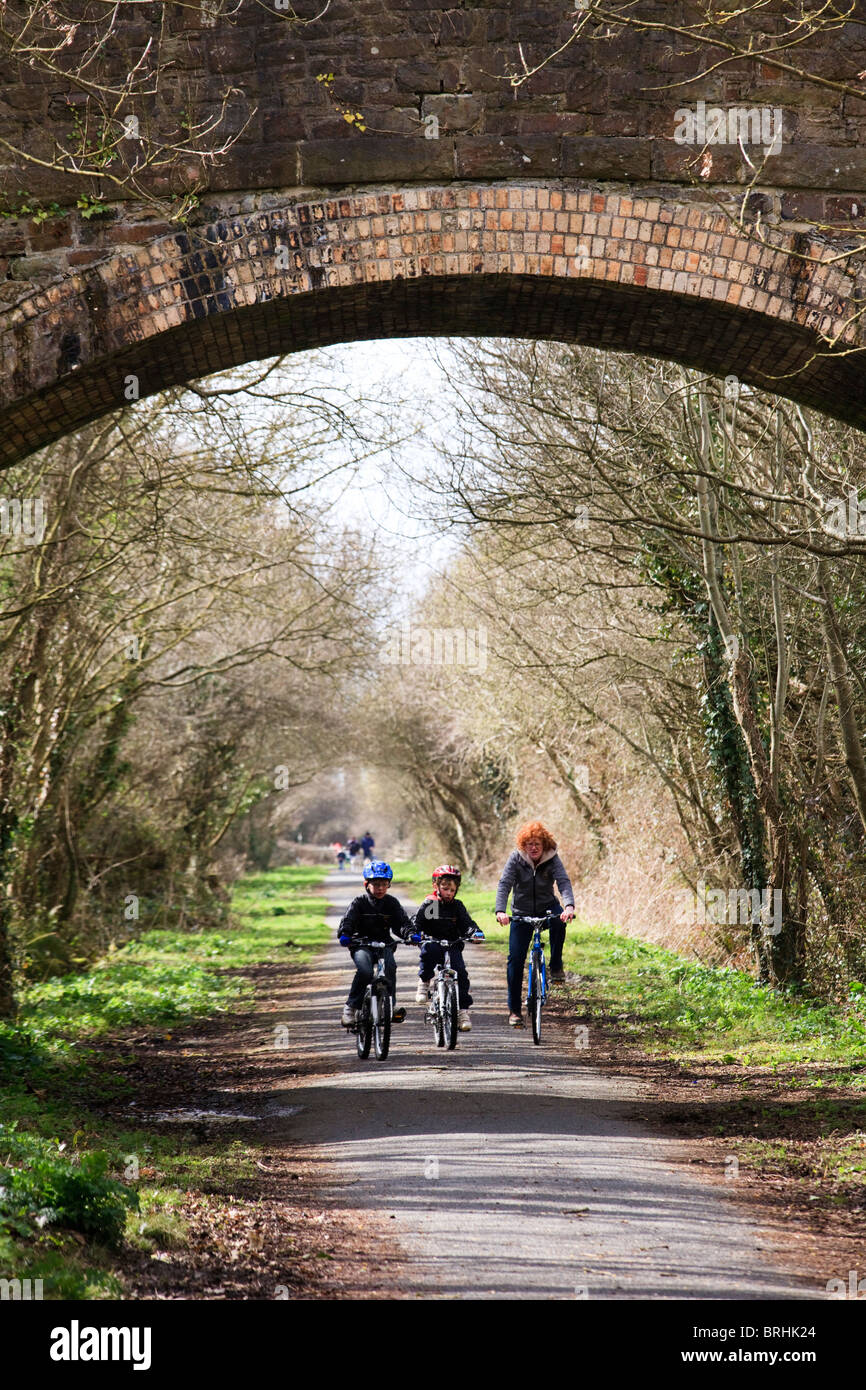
[433,985,446,1047]
[530,951,543,1044]
[443,981,458,1050]
[373,983,391,1060]
[357,993,372,1058]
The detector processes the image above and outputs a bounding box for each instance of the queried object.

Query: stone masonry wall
[2,0,866,297]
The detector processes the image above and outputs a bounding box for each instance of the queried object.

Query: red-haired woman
[495,821,575,1027]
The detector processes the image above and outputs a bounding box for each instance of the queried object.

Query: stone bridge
[2,1,866,465]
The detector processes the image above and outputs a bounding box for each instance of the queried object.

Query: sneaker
[508,1013,524,1028]
[392,1006,407,1023]
[415,982,429,1004]
[341,1005,356,1027]
[550,968,565,981]
[458,1010,472,1032]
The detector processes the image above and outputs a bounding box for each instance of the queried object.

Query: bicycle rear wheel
[356,993,372,1058]
[530,951,543,1044]
[373,982,391,1060]
[443,981,458,1050]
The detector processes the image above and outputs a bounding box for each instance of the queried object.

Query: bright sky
[282,335,470,606]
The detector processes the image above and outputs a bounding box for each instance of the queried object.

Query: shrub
[0,1126,137,1248]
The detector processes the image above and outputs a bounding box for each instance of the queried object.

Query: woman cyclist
[495,821,574,1027]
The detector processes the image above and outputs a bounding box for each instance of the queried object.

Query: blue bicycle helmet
[364,859,393,881]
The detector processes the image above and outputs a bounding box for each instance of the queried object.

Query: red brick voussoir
[0,182,863,467]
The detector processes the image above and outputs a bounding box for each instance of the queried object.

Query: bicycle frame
[515,916,554,996]
[527,924,547,1008]
[346,939,390,1032]
[514,914,560,1042]
[417,934,461,1050]
[417,934,460,990]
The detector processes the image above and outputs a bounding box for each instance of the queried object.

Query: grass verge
[0,864,328,1298]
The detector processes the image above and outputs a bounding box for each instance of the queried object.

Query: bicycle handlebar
[512,914,561,928]
[413,933,471,945]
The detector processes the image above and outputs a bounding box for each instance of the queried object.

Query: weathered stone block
[650,141,747,184]
[780,192,832,223]
[110,223,173,245]
[300,136,452,183]
[395,60,459,93]
[562,137,651,180]
[455,135,561,178]
[771,143,866,189]
[263,110,307,144]
[10,253,60,280]
[563,71,609,114]
[421,94,483,132]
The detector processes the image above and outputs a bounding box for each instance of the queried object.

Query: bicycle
[344,939,392,1060]
[415,933,461,1050]
[516,914,559,1045]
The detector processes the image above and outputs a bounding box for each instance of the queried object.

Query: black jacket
[412,895,479,944]
[338,891,411,947]
[494,848,574,917]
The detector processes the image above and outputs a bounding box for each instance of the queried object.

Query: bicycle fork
[528,937,547,1004]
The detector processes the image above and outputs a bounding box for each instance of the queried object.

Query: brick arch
[1,181,863,468]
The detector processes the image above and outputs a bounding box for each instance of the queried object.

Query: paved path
[285,870,818,1300]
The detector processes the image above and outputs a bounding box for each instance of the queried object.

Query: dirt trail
[282,871,820,1300]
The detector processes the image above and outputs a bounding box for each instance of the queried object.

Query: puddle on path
[133,1103,304,1125]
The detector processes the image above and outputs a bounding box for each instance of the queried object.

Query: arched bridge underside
[2,180,865,468]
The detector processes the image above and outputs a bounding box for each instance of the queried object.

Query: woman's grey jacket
[494,848,574,917]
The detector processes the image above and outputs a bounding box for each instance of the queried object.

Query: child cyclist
[338,860,411,1027]
[410,864,479,1033]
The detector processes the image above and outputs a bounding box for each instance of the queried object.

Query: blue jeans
[419,941,473,1008]
[507,916,565,1014]
[347,946,396,1009]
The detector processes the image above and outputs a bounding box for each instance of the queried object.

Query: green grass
[0,864,329,1298]
[19,864,329,1041]
[389,860,429,898]
[393,866,866,1075]
[560,925,866,1071]
[736,1127,866,1186]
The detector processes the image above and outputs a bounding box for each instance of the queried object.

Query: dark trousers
[418,941,473,1008]
[507,916,565,1014]
[347,946,396,1008]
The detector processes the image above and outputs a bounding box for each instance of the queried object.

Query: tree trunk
[0,811,17,1017]
[816,560,866,838]
[729,650,805,984]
